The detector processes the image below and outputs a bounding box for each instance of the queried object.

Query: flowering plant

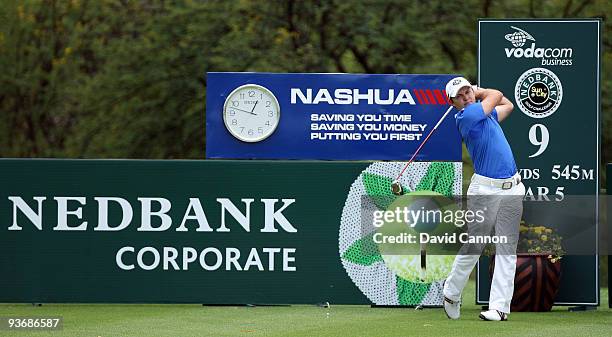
[517,220,564,262]
[484,220,564,263]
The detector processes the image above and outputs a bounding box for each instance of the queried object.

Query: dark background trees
[0,0,609,170]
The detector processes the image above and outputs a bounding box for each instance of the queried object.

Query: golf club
[420,241,427,282]
[391,105,454,195]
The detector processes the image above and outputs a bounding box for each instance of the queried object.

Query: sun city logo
[514,67,563,118]
[504,26,573,66]
[290,88,450,105]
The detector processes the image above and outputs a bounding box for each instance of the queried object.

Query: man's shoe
[479,309,508,321]
[443,296,460,320]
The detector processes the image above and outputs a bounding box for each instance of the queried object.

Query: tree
[0,0,609,173]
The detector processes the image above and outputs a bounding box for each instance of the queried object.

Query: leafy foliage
[0,0,609,173]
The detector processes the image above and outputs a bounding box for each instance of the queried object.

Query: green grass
[0,282,609,337]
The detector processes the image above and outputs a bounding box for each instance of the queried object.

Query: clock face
[223,84,280,142]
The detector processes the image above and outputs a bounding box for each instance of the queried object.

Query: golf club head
[391,180,403,196]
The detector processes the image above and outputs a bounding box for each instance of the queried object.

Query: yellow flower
[541,235,548,241]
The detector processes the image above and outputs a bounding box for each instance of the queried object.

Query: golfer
[442,77,525,321]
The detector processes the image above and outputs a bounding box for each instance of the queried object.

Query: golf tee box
[205,72,461,161]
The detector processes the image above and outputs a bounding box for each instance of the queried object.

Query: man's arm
[495,96,514,122]
[474,87,503,115]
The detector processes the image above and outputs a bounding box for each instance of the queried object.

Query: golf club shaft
[394,105,453,181]
[420,242,427,281]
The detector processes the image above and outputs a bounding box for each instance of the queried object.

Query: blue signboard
[206,73,462,160]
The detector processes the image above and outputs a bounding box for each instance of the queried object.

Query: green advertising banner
[608,163,611,308]
[477,19,600,305]
[0,159,462,304]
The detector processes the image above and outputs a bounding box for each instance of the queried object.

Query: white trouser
[443,173,525,313]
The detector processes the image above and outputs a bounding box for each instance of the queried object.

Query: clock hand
[250,100,258,113]
[231,107,257,115]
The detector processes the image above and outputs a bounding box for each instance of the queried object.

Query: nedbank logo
[504,26,573,66]
[7,196,298,233]
[514,67,563,119]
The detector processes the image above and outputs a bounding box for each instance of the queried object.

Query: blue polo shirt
[455,102,517,179]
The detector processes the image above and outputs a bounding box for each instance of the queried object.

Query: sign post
[477,19,601,306]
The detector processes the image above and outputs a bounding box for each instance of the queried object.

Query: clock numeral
[248,129,254,136]
[260,93,263,99]
[265,101,271,107]
[258,127,263,134]
[232,101,239,107]
[239,93,245,99]
[231,119,237,125]
[240,127,245,134]
[265,121,271,126]
[248,90,255,97]
[268,111,274,117]
[229,109,235,116]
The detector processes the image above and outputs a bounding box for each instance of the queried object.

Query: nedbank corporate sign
[0,159,383,303]
[1,159,466,304]
[7,196,299,272]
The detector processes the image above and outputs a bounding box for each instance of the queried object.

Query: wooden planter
[489,254,561,312]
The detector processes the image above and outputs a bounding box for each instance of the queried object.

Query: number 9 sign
[528,124,549,158]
